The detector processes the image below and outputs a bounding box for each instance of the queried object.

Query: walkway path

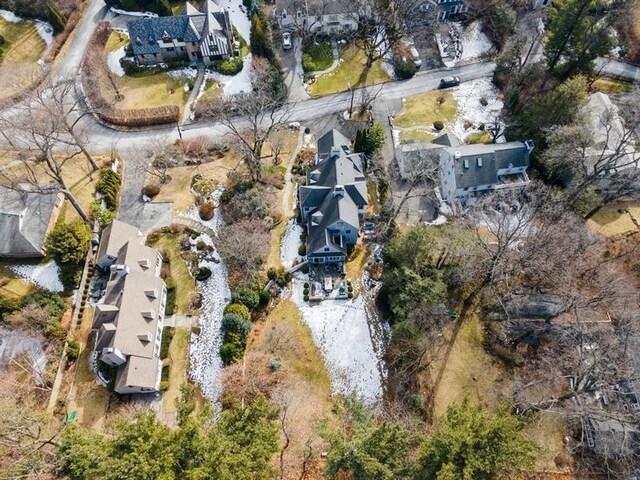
[306,40,340,77]
[182,65,205,124]
[281,128,304,218]
[172,212,215,237]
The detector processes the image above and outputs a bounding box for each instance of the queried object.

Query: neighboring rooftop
[0,186,63,258]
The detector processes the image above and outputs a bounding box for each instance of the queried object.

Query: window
[166,47,175,52]
[345,230,351,234]
[324,247,330,252]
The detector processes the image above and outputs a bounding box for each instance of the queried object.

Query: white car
[282,32,292,50]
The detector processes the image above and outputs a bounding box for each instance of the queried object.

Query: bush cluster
[141,184,161,198]
[95,168,121,211]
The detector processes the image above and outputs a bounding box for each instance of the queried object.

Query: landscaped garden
[309,45,389,96]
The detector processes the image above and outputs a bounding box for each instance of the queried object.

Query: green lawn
[105,31,128,53]
[394,91,457,129]
[302,40,333,73]
[399,129,437,143]
[309,45,389,96]
[464,131,492,144]
[591,78,633,94]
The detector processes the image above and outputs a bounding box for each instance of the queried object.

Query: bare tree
[268,128,289,165]
[213,58,292,183]
[356,84,384,117]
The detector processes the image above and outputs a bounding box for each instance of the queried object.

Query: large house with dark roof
[0,186,64,258]
[396,133,533,210]
[127,0,235,67]
[299,130,368,265]
[92,220,166,395]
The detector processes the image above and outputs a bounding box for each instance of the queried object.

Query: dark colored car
[439,76,461,89]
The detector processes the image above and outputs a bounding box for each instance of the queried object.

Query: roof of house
[96,220,143,263]
[115,354,161,391]
[442,141,530,190]
[128,15,204,55]
[317,129,352,159]
[0,186,62,257]
[307,189,360,254]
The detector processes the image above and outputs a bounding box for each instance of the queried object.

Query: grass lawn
[587,201,640,236]
[0,18,46,101]
[153,153,242,211]
[67,306,111,431]
[162,327,190,414]
[432,312,513,417]
[394,91,457,129]
[591,78,633,94]
[366,177,380,215]
[200,79,223,101]
[302,40,333,73]
[345,244,368,289]
[105,31,128,53]
[310,45,389,96]
[464,131,492,144]
[399,129,437,143]
[0,265,34,299]
[148,234,196,314]
[107,72,190,113]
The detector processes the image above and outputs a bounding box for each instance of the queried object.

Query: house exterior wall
[307,13,358,35]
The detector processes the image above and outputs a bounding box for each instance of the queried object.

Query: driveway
[281,36,310,103]
[117,149,173,233]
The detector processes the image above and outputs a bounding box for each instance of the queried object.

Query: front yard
[302,38,333,73]
[0,18,46,101]
[309,45,389,96]
[394,91,457,129]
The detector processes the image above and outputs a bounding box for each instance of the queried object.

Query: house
[92,220,166,395]
[298,129,368,265]
[278,0,359,36]
[408,0,469,22]
[127,0,235,67]
[0,186,64,258]
[396,133,532,209]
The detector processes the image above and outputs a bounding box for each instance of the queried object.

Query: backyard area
[0,17,46,101]
[587,201,640,237]
[161,327,190,416]
[309,45,389,96]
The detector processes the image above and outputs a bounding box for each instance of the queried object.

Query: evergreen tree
[362,123,386,155]
[416,399,538,480]
[354,129,364,153]
[45,221,91,265]
[250,13,274,61]
[544,0,615,78]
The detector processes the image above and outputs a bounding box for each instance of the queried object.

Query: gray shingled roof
[317,129,351,159]
[128,15,204,56]
[432,132,462,147]
[307,192,359,255]
[0,186,61,257]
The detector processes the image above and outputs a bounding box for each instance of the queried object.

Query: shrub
[22,291,66,319]
[199,202,215,221]
[187,291,203,309]
[66,340,80,362]
[301,264,309,274]
[164,277,176,290]
[95,168,121,210]
[160,326,175,360]
[222,312,252,337]
[362,123,386,155]
[348,292,353,299]
[224,303,250,321]
[304,127,310,134]
[141,184,161,198]
[433,120,444,131]
[232,287,260,309]
[196,267,212,281]
[393,51,417,80]
[160,381,170,391]
[259,289,271,307]
[215,56,244,75]
[165,288,176,316]
[220,339,245,365]
[303,295,309,302]
[298,244,306,256]
[196,240,207,251]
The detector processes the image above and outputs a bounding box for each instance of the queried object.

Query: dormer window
[141,311,155,320]
[162,30,172,42]
[145,289,158,299]
[137,332,152,343]
[138,258,150,269]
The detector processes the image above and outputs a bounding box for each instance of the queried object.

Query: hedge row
[95,168,121,211]
[82,22,180,128]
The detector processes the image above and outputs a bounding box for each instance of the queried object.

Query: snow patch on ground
[107,46,126,77]
[0,9,54,46]
[450,77,503,142]
[280,220,303,268]
[189,232,231,404]
[109,7,158,18]
[218,0,251,43]
[290,275,385,403]
[10,261,64,292]
[459,21,495,61]
[0,328,47,384]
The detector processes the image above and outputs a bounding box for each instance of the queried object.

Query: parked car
[282,32,292,50]
[439,76,461,89]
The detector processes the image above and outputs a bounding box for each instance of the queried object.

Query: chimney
[454,151,461,159]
